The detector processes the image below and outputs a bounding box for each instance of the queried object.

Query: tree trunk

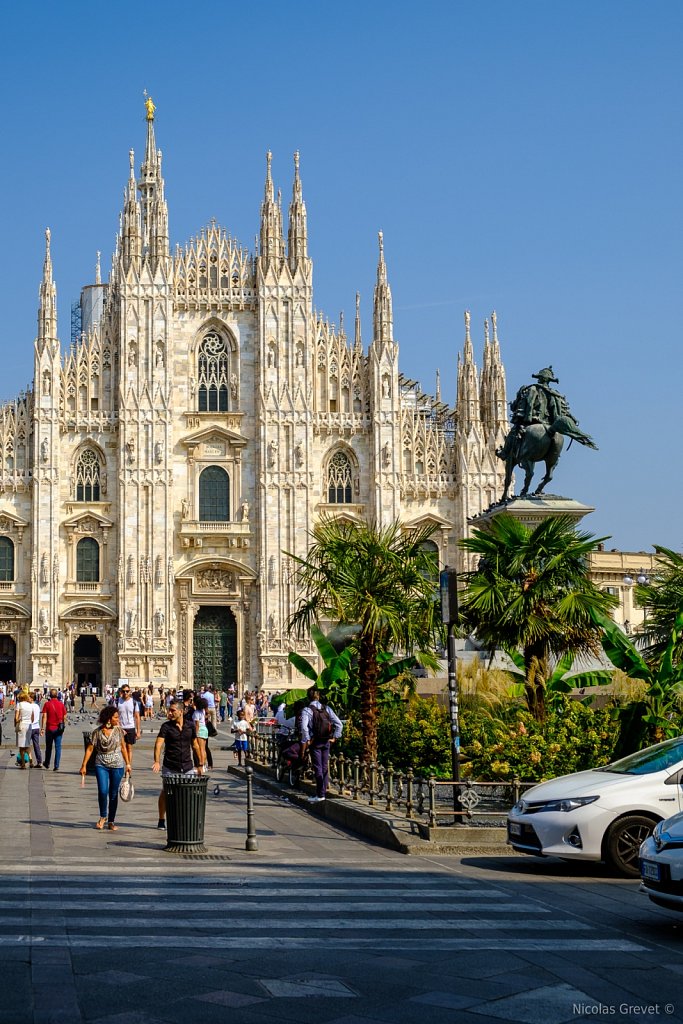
[524,644,549,722]
[359,634,380,763]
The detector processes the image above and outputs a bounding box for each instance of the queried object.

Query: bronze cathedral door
[193,606,237,691]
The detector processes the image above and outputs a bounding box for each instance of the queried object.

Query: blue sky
[0,1,680,552]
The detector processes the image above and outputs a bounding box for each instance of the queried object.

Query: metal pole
[447,624,462,819]
[245,766,258,852]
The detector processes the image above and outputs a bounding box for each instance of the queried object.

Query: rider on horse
[497,366,573,465]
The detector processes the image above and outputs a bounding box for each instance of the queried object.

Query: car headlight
[523,796,599,813]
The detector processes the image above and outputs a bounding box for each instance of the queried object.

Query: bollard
[245,766,258,852]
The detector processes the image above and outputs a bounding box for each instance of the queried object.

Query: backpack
[310,704,333,743]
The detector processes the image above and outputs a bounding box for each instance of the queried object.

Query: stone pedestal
[470,494,595,531]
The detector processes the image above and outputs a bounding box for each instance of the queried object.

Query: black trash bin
[82,731,96,775]
[162,774,208,853]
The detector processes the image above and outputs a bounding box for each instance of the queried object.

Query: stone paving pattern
[1,714,682,1024]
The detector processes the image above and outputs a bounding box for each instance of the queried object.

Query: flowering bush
[461,695,616,782]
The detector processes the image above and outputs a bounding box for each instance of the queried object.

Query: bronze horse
[500,414,597,501]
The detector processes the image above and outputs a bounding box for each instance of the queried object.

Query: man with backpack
[299,686,343,803]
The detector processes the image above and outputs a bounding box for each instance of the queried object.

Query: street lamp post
[623,568,650,632]
[439,567,462,820]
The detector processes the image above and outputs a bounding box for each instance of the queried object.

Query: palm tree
[633,546,683,668]
[286,517,441,763]
[590,603,683,754]
[459,514,617,720]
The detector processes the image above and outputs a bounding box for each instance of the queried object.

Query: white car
[507,736,683,876]
[640,811,683,910]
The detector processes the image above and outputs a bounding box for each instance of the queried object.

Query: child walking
[231,709,253,766]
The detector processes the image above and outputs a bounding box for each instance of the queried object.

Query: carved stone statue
[496,366,597,501]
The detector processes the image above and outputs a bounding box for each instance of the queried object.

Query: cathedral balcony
[63,582,112,598]
[179,520,251,550]
[0,581,27,596]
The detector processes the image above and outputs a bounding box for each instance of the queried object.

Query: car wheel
[604,815,657,877]
[275,760,284,783]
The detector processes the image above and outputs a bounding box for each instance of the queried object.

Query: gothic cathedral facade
[0,106,508,692]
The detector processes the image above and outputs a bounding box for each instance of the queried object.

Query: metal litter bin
[82,731,96,775]
[162,773,208,853]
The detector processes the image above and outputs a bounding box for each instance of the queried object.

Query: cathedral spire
[456,310,480,433]
[260,151,284,262]
[138,94,169,266]
[121,148,142,268]
[37,228,57,346]
[373,231,393,344]
[489,310,508,436]
[354,292,362,350]
[287,150,308,268]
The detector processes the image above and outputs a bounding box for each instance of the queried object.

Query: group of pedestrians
[13,688,67,770]
[80,686,216,832]
[275,685,343,802]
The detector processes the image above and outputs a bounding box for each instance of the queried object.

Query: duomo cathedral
[0,103,509,693]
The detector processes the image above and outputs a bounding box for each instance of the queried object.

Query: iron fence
[247,733,536,826]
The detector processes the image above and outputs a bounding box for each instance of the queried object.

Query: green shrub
[461,695,616,782]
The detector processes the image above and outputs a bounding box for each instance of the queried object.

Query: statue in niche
[230,373,238,399]
[241,500,250,523]
[155,343,165,368]
[127,608,137,635]
[40,439,48,463]
[154,610,165,637]
[125,439,135,465]
[128,342,137,367]
[294,443,304,468]
[267,344,276,368]
[296,345,304,368]
[42,371,51,396]
[154,441,163,464]
[39,609,48,634]
[181,499,189,520]
[268,439,278,468]
[382,376,390,398]
[382,442,391,467]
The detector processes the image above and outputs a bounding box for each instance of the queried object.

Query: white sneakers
[307,796,325,803]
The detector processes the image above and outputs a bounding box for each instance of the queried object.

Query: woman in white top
[14,691,34,768]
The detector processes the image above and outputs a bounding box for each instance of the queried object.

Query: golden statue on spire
[143,90,155,122]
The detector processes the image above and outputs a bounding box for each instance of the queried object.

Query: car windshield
[597,736,683,776]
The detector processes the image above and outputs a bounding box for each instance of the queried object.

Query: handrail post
[428,776,437,829]
[405,769,414,819]
[386,764,394,812]
[245,766,258,852]
[369,762,377,806]
[352,757,360,800]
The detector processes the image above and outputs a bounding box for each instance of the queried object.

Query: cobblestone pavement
[1,713,683,1024]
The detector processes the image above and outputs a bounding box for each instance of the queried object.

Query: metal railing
[247,732,535,826]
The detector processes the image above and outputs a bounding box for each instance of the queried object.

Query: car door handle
[658,797,676,801]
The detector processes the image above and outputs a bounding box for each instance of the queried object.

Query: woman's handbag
[119,774,135,802]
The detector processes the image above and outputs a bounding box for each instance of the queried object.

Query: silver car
[640,811,683,911]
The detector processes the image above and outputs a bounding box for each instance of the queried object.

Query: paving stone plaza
[1,717,682,1024]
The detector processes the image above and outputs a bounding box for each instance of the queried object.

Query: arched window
[0,537,14,582]
[327,451,353,504]
[75,449,101,502]
[197,331,229,412]
[76,537,99,582]
[199,466,230,522]
[419,539,440,587]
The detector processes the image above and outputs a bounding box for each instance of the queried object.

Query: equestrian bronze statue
[496,366,597,501]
